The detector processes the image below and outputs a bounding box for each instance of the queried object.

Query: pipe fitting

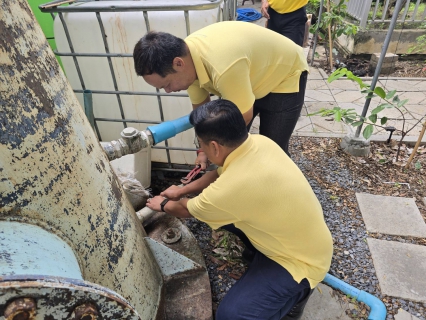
[71,303,98,320]
[101,128,151,161]
[4,297,36,320]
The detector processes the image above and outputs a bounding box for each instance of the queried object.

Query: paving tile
[302,283,354,320]
[356,193,426,237]
[326,79,360,91]
[294,116,313,133]
[306,80,328,90]
[394,308,422,320]
[398,91,426,105]
[305,101,337,114]
[378,79,422,92]
[311,117,347,134]
[308,69,324,80]
[367,238,426,303]
[333,90,365,103]
[249,115,259,134]
[405,104,426,117]
[413,81,426,91]
[305,89,335,102]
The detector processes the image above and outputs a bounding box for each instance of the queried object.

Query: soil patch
[313,45,426,78]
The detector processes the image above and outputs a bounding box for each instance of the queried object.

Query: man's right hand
[160,185,183,201]
[261,0,270,19]
[195,151,210,170]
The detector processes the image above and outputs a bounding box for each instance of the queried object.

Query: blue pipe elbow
[323,273,386,320]
[147,115,193,145]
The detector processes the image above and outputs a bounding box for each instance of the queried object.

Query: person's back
[186,21,308,101]
[188,133,333,287]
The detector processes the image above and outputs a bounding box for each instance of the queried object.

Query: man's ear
[173,57,185,69]
[210,141,221,158]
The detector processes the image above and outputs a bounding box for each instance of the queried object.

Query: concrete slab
[305,89,335,102]
[302,283,355,320]
[333,90,365,103]
[378,79,422,92]
[311,117,347,134]
[305,101,337,114]
[394,308,422,320]
[306,80,328,90]
[356,193,426,238]
[398,91,426,105]
[326,79,360,91]
[367,238,426,303]
[294,116,313,133]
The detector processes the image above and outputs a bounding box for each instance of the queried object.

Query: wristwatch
[160,198,169,212]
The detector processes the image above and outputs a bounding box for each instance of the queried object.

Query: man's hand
[195,151,210,170]
[261,0,270,19]
[146,196,165,212]
[161,185,183,201]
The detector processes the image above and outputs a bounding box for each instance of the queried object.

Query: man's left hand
[146,196,165,212]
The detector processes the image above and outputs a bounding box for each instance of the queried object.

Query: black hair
[133,31,187,77]
[189,100,248,148]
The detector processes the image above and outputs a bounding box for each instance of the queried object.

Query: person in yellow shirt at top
[260,0,308,47]
[146,99,333,320]
[133,21,309,166]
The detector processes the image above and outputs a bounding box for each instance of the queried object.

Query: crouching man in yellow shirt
[146,99,333,320]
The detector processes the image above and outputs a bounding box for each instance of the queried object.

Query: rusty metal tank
[0,0,211,319]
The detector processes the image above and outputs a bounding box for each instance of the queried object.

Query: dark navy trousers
[248,71,308,157]
[215,250,311,320]
[217,224,312,320]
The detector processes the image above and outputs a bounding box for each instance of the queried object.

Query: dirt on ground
[312,44,426,78]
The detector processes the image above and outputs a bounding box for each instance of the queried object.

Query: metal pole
[310,0,325,66]
[355,0,404,138]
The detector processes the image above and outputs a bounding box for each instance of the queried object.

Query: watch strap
[160,198,169,212]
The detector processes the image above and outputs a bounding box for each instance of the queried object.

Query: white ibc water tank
[54,0,227,171]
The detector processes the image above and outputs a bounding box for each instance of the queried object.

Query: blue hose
[236,8,262,22]
[147,115,193,145]
[323,273,387,320]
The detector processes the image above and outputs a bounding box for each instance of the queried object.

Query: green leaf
[415,161,422,170]
[380,117,388,125]
[363,124,374,139]
[368,114,377,123]
[351,121,364,127]
[385,90,397,99]
[335,109,342,122]
[373,87,386,99]
[371,105,385,115]
[397,99,409,108]
[328,68,347,83]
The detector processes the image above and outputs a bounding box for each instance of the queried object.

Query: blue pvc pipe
[147,114,193,145]
[323,274,386,320]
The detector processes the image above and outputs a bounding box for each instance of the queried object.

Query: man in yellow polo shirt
[133,21,309,164]
[146,99,333,320]
[260,0,308,47]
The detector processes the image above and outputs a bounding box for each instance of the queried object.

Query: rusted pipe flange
[4,297,36,320]
[70,302,98,320]
[161,227,181,244]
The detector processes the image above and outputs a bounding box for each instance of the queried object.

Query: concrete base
[340,133,371,157]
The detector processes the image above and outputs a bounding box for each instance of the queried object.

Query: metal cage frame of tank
[39,0,237,172]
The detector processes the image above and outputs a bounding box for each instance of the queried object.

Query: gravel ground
[150,136,426,320]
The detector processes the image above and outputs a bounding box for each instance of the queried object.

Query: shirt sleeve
[214,58,255,114]
[187,80,210,105]
[187,182,238,230]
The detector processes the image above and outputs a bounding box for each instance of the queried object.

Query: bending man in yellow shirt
[146,99,333,320]
[133,21,309,166]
